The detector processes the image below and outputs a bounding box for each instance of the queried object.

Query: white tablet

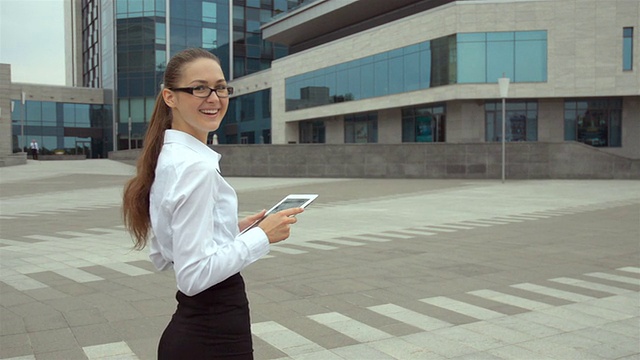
[239,194,318,235]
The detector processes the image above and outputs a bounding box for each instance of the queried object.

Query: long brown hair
[122,48,221,250]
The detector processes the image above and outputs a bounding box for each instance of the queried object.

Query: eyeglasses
[169,85,234,98]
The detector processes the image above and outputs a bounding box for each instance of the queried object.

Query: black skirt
[158,273,253,360]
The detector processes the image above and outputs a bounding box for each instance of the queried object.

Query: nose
[206,90,220,101]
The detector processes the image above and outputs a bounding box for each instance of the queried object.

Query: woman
[122,48,303,359]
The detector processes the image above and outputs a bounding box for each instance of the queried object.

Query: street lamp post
[21,91,26,153]
[498,77,510,183]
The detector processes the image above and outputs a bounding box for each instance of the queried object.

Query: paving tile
[28,328,78,354]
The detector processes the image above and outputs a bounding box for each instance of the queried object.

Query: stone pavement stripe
[269,245,308,255]
[2,356,36,360]
[82,341,139,359]
[391,229,437,236]
[516,213,553,218]
[584,272,640,286]
[307,312,393,343]
[367,303,452,331]
[458,220,502,227]
[1,274,48,290]
[419,296,505,320]
[549,277,633,295]
[57,231,101,237]
[52,268,104,283]
[252,321,325,357]
[23,235,70,241]
[562,301,635,321]
[87,228,126,234]
[0,238,33,246]
[101,263,153,276]
[467,289,553,311]
[417,226,457,232]
[617,266,640,274]
[376,232,414,239]
[490,217,526,222]
[338,235,391,242]
[287,242,337,251]
[429,224,475,230]
[316,238,366,246]
[500,215,544,220]
[510,283,596,302]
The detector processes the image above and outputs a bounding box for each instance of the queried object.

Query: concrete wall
[110,142,640,180]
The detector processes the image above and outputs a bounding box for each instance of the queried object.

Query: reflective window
[203,2,217,23]
[485,101,538,142]
[41,102,57,126]
[299,120,326,143]
[25,101,42,126]
[286,31,547,111]
[402,104,446,142]
[623,27,634,71]
[564,98,622,147]
[345,113,378,143]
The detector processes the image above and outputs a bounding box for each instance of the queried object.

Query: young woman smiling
[122,48,303,360]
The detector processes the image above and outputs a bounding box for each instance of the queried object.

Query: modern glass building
[253,0,638,159]
[66,0,306,151]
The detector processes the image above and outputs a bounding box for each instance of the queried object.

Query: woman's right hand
[258,207,305,244]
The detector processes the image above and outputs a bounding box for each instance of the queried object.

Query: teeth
[200,109,218,115]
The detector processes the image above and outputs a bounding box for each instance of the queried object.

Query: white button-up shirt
[149,130,269,296]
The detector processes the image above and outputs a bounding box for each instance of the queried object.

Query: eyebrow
[189,79,227,85]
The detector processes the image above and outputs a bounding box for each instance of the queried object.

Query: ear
[162,88,177,108]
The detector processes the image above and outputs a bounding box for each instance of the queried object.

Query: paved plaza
[0,159,639,360]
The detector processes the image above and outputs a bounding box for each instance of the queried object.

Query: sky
[0,0,66,85]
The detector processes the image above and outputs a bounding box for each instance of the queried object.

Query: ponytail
[122,92,171,249]
[122,48,221,250]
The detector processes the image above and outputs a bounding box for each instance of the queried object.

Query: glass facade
[564,98,622,147]
[485,101,538,142]
[285,31,547,111]
[224,89,271,144]
[82,0,101,87]
[345,113,377,143]
[623,27,633,71]
[299,120,326,143]
[232,0,304,78]
[402,104,446,143]
[11,100,113,157]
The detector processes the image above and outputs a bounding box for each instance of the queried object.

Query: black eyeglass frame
[169,85,234,98]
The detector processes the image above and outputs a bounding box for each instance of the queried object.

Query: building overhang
[262,0,456,49]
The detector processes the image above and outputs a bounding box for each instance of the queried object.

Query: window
[485,101,538,142]
[402,104,446,143]
[345,113,377,143]
[623,27,633,71]
[564,98,622,147]
[299,121,325,143]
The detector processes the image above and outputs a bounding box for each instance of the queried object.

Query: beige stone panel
[325,116,344,144]
[378,108,401,144]
[538,99,564,142]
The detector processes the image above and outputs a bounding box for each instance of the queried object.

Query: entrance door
[76,141,91,158]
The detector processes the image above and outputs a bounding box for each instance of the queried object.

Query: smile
[200,109,219,115]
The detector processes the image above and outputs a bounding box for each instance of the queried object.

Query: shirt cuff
[241,227,270,261]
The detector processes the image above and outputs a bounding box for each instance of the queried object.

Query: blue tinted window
[487,41,514,82]
[404,51,420,91]
[515,39,547,82]
[361,63,374,98]
[457,42,486,83]
[75,104,90,128]
[63,104,75,126]
[374,60,389,97]
[26,101,42,125]
[41,102,56,125]
[623,27,633,71]
[388,56,403,94]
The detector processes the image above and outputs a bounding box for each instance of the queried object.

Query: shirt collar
[163,129,221,160]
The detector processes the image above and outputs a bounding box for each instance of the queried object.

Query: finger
[279,207,305,217]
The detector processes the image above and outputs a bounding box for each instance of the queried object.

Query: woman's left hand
[238,209,267,232]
